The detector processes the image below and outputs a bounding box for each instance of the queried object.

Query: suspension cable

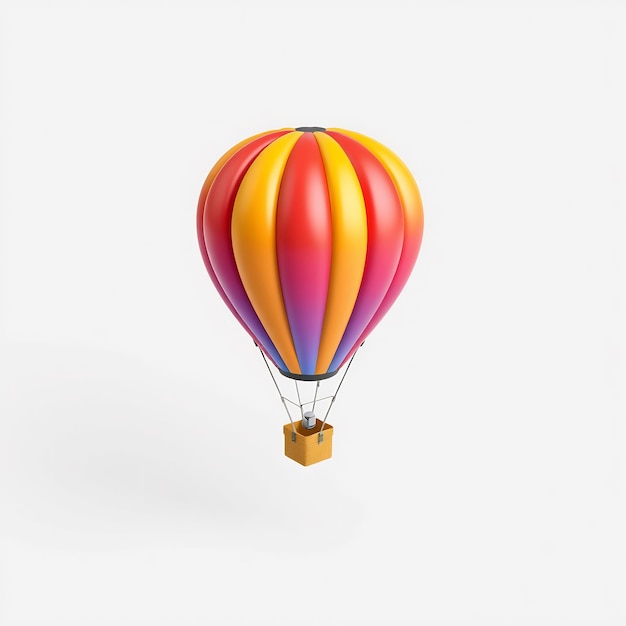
[257,345,295,434]
[312,380,320,412]
[301,395,335,407]
[294,380,304,420]
[318,349,359,440]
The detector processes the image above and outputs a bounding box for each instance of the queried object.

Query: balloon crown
[294,126,326,132]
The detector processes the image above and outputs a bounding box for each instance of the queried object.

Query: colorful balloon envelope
[197,126,424,463]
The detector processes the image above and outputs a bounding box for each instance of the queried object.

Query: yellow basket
[283,420,333,466]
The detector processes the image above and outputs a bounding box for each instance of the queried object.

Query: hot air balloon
[197,126,423,465]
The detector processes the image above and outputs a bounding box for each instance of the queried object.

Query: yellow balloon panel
[199,130,288,204]
[231,131,303,374]
[327,128,424,234]
[313,132,368,374]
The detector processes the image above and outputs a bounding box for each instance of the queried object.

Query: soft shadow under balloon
[0,342,363,552]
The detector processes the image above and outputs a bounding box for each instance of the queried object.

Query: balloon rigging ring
[277,368,340,382]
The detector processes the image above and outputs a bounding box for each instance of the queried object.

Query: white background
[1,1,625,624]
